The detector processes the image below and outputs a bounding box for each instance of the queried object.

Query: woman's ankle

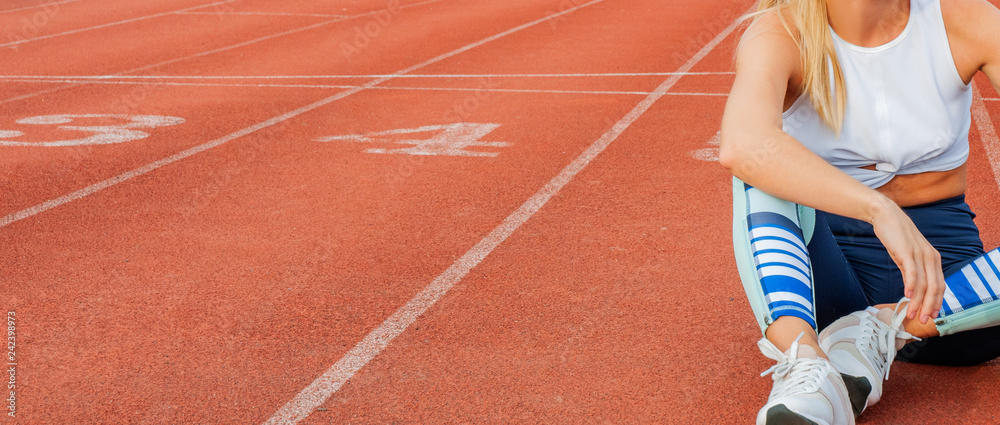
[872,302,940,339]
[765,316,825,358]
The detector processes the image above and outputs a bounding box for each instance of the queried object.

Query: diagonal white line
[260,12,742,425]
[0,0,237,48]
[971,84,1000,190]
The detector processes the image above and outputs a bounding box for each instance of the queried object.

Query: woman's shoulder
[736,9,802,75]
[939,0,1000,72]
[940,0,998,15]
[939,0,1000,41]
[740,9,801,47]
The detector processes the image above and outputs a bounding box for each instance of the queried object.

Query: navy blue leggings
[809,195,1000,366]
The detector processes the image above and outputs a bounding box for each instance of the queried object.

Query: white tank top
[782,0,972,189]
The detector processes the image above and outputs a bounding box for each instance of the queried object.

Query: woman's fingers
[904,255,927,321]
[899,254,915,299]
[902,243,944,323]
[933,266,945,318]
[918,249,945,323]
[873,205,945,322]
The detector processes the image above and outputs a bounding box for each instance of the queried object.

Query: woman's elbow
[717,131,744,171]
[718,126,785,176]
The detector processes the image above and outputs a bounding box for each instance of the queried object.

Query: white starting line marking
[0,72,734,80]
[972,85,1000,190]
[690,131,721,161]
[0,78,730,97]
[261,11,743,425]
[318,123,509,157]
[984,98,999,102]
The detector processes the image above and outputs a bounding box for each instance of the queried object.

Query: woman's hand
[870,200,945,324]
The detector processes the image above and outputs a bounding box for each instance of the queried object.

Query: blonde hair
[746,0,846,133]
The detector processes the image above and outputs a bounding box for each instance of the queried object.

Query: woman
[720,0,1000,423]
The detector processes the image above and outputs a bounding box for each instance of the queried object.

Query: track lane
[0,0,588,225]
[0,0,451,105]
[0,0,237,49]
[2,89,641,425]
[0,12,330,76]
[2,0,656,423]
[0,85,337,218]
[288,2,757,423]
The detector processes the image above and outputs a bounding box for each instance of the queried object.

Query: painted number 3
[0,114,184,147]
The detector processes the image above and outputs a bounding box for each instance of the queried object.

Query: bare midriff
[861,163,968,207]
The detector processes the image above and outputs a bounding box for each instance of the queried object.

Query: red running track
[1,0,999,423]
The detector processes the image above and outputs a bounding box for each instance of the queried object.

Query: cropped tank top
[782,0,972,189]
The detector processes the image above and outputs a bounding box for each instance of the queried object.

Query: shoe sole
[764,404,819,425]
[840,373,872,418]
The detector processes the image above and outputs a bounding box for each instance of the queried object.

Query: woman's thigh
[823,195,1000,366]
[824,196,986,303]
[807,211,870,330]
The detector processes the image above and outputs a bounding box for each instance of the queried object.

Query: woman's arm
[941,0,1000,88]
[720,13,945,323]
[720,15,890,219]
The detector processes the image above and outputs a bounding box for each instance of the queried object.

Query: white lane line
[972,85,1000,190]
[0,0,447,105]
[0,78,714,96]
[0,78,732,97]
[181,0,244,12]
[984,98,999,101]
[0,0,605,225]
[0,0,237,48]
[0,78,656,95]
[0,0,79,14]
[260,14,742,425]
[0,72,734,79]
[668,92,729,96]
[175,11,348,18]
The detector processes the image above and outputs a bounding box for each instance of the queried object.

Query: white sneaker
[818,299,920,418]
[756,333,855,425]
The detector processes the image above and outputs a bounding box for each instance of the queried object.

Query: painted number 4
[317,123,509,157]
[0,114,184,147]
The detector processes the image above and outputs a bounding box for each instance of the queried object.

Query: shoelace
[857,299,921,380]
[758,332,827,398]
[880,298,920,379]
